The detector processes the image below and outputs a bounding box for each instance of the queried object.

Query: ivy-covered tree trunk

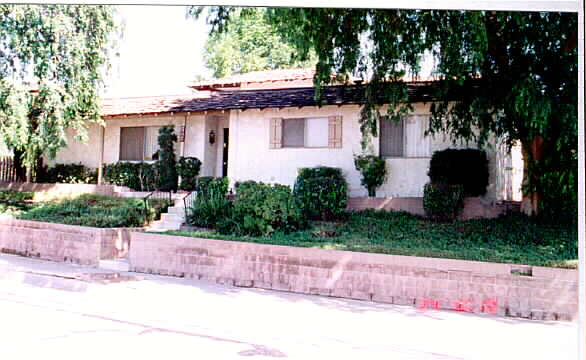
[520,136,545,216]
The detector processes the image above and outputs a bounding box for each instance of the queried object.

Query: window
[270,116,342,149]
[380,115,431,158]
[119,126,162,161]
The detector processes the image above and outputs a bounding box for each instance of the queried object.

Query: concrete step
[99,259,130,272]
[167,206,186,215]
[148,220,182,231]
[160,213,184,222]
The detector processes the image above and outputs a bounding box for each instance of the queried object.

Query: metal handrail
[143,190,173,220]
[181,191,197,218]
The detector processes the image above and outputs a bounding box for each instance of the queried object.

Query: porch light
[209,130,216,145]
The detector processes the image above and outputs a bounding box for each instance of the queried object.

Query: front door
[222,128,229,177]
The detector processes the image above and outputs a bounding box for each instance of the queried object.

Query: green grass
[167,209,578,268]
[0,191,168,228]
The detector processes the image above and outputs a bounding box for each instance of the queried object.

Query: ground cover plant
[171,209,577,268]
[0,191,167,228]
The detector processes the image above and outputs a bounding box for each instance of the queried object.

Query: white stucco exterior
[54,103,522,201]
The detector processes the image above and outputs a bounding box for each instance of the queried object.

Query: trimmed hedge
[40,163,97,184]
[103,162,158,191]
[177,157,202,191]
[428,149,489,197]
[293,166,348,221]
[423,182,465,221]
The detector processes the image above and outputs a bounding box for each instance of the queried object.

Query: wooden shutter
[269,118,283,149]
[328,115,343,148]
[119,127,145,161]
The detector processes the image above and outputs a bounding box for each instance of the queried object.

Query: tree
[0,5,118,182]
[156,126,178,192]
[188,7,316,78]
[196,8,577,218]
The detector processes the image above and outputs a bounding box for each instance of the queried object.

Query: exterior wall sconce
[209,130,216,145]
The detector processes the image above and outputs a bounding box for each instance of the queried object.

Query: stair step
[161,213,184,222]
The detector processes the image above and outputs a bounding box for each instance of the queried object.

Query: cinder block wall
[129,232,577,321]
[0,218,123,266]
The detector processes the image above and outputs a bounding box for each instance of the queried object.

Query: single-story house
[51,69,523,201]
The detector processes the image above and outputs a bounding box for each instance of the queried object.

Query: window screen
[282,119,305,147]
[380,119,404,157]
[119,127,145,161]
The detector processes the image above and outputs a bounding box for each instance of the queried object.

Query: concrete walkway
[0,253,577,360]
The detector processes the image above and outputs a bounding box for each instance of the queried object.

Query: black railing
[181,191,197,219]
[143,190,173,220]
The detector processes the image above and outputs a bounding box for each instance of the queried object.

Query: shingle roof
[190,68,316,90]
[101,81,463,118]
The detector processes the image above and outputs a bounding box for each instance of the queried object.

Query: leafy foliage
[17,194,162,228]
[199,8,577,216]
[189,7,316,78]
[177,157,202,191]
[219,182,306,236]
[0,5,119,180]
[103,162,158,191]
[170,210,577,268]
[40,163,97,184]
[428,149,488,197]
[353,154,387,197]
[293,166,348,221]
[423,183,465,221]
[0,190,34,202]
[187,178,231,228]
[156,126,178,192]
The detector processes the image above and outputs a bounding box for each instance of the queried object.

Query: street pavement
[0,253,577,360]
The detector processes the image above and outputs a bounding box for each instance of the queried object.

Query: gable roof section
[102,81,471,118]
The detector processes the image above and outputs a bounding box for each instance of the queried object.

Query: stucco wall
[50,122,103,168]
[227,103,516,199]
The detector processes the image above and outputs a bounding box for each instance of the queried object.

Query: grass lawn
[0,190,169,228]
[167,209,577,268]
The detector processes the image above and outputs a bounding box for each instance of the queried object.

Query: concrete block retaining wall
[0,182,117,197]
[0,218,134,265]
[129,232,578,321]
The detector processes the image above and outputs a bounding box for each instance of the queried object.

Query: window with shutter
[274,117,340,149]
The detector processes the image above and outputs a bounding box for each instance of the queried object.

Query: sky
[102,5,211,98]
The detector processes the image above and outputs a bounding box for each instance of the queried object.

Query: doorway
[222,128,229,177]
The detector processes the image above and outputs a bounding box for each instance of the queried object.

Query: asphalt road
[0,254,577,360]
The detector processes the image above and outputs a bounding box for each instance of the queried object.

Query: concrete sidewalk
[0,253,578,360]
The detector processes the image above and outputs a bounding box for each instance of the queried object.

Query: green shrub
[40,163,97,184]
[156,126,178,191]
[0,190,34,202]
[195,177,229,197]
[18,194,158,228]
[293,166,348,220]
[103,162,158,191]
[354,154,387,197]
[234,180,261,194]
[428,149,489,197]
[187,180,231,228]
[177,157,202,191]
[423,182,465,221]
[220,182,306,236]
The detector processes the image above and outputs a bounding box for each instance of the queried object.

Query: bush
[195,177,229,197]
[234,180,260,194]
[187,178,231,228]
[103,162,158,191]
[18,194,160,228]
[156,126,178,191]
[354,155,387,197]
[428,149,489,197]
[41,163,97,184]
[219,182,306,236]
[177,157,202,191]
[0,190,34,202]
[423,182,465,221]
[293,166,348,220]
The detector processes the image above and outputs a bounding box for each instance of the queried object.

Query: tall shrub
[177,156,202,191]
[427,149,489,197]
[293,166,348,220]
[156,126,178,191]
[354,154,387,197]
[187,177,231,228]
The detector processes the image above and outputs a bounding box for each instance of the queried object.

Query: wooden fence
[0,156,18,182]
